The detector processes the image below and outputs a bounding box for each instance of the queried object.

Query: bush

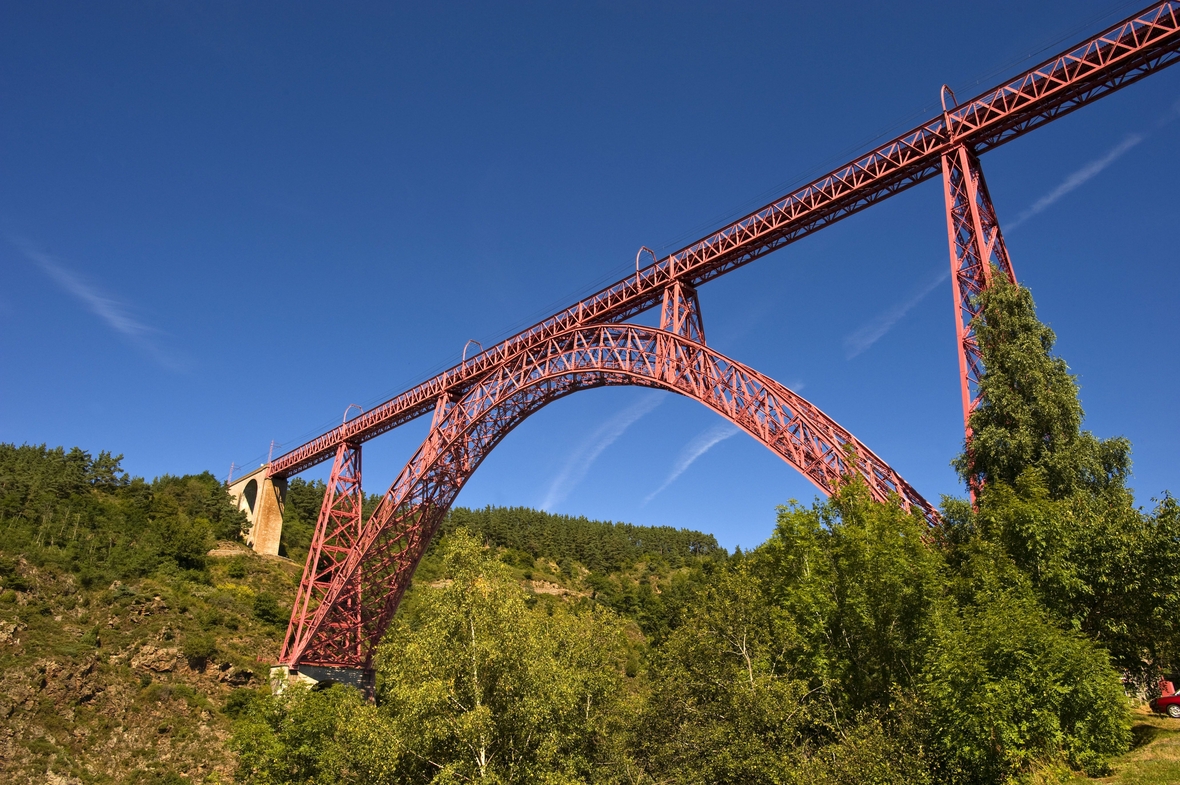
[923,585,1130,781]
[1,573,30,593]
[226,557,248,579]
[252,593,286,626]
[224,688,261,718]
[156,516,213,571]
[80,626,101,648]
[142,682,203,709]
[182,634,217,668]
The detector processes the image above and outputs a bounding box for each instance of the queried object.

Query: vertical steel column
[281,440,365,668]
[658,280,706,386]
[941,144,1017,439]
[659,280,706,343]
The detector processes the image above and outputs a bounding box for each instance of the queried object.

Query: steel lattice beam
[267,2,1180,480]
[942,147,1018,433]
[281,441,365,668]
[286,324,938,669]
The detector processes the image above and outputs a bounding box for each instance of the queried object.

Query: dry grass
[1064,706,1180,785]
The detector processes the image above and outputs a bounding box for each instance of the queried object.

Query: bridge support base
[227,466,286,556]
[270,665,375,700]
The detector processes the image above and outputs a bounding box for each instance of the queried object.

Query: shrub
[155,516,213,571]
[923,587,1130,781]
[226,557,248,579]
[252,593,285,626]
[183,634,217,669]
[80,626,101,648]
[223,688,261,718]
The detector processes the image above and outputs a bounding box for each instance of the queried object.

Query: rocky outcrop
[130,645,179,673]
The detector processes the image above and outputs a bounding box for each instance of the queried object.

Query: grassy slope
[0,543,299,784]
[1063,708,1180,785]
[0,529,711,784]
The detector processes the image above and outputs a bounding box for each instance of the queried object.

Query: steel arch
[266,1,1180,482]
[284,324,937,670]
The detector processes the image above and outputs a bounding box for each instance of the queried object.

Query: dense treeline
[280,488,724,572]
[232,276,1180,785]
[282,490,728,641]
[441,505,724,571]
[0,444,246,586]
[236,487,1141,784]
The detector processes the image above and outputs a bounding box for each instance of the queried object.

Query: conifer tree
[953,277,1129,498]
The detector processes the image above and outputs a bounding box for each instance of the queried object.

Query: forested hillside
[0,446,724,783]
[0,444,287,782]
[2,278,1179,784]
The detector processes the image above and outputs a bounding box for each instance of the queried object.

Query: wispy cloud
[643,421,740,505]
[13,238,186,371]
[540,394,662,511]
[1007,99,1180,231]
[844,267,949,359]
[844,103,1180,361]
[1006,134,1144,231]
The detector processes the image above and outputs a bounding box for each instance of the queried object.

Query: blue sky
[2,1,1178,550]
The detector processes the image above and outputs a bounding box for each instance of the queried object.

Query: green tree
[279,478,325,560]
[252,592,286,626]
[953,278,1128,498]
[233,684,398,785]
[375,529,632,784]
[633,564,816,785]
[922,543,1131,783]
[759,481,944,715]
[633,485,945,785]
[949,277,1180,678]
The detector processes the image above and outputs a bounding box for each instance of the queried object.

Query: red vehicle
[1150,693,1180,718]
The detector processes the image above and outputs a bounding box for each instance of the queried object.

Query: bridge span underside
[281,319,937,673]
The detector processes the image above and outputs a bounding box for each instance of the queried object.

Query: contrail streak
[540,394,662,511]
[14,238,186,371]
[1007,134,1144,230]
[844,267,949,359]
[843,103,1178,360]
[643,422,740,505]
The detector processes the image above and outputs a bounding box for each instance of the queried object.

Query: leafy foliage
[252,592,286,626]
[759,482,942,716]
[634,564,818,784]
[953,278,1128,498]
[235,531,635,784]
[923,560,1130,782]
[277,477,325,562]
[947,277,1180,679]
[636,482,1131,784]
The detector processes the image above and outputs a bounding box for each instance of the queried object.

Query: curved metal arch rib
[286,324,937,669]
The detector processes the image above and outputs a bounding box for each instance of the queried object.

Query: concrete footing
[227,466,286,556]
[270,665,376,700]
